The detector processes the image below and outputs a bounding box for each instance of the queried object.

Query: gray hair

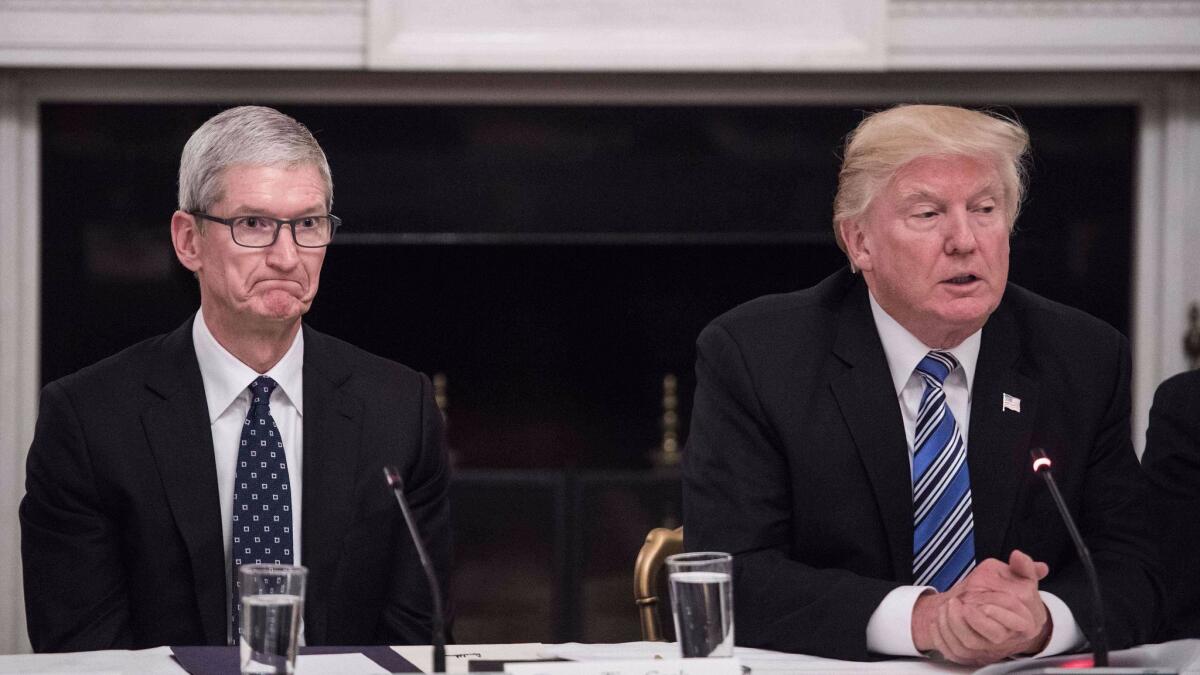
[177,106,332,217]
[832,104,1030,255]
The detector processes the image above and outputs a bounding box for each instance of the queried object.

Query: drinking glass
[666,551,734,658]
[238,564,307,675]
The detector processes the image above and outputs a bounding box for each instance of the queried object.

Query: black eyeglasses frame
[188,211,341,249]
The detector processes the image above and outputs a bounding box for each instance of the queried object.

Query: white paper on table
[0,646,180,674]
[296,652,390,674]
[538,642,678,661]
[506,657,741,675]
[541,643,969,674]
[392,642,547,673]
[733,647,968,673]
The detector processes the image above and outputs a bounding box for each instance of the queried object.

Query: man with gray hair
[684,104,1158,664]
[21,106,450,651]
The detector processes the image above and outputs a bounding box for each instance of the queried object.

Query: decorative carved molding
[889,0,1200,69]
[0,0,361,13]
[892,0,1200,18]
[3,0,1200,70]
[366,0,887,71]
[0,0,366,68]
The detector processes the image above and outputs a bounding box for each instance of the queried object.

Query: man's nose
[264,225,301,268]
[943,207,978,254]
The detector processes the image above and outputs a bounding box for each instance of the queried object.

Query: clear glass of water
[666,551,734,658]
[238,563,307,675]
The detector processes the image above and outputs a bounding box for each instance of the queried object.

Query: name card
[505,658,742,675]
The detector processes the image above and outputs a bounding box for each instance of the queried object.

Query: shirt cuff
[866,585,934,656]
[1033,591,1086,657]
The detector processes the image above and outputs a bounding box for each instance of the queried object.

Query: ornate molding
[893,0,1200,18]
[0,0,360,13]
[366,0,887,71]
[0,0,366,68]
[890,0,1200,69]
[3,0,1200,71]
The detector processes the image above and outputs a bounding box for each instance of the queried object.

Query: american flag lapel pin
[1002,392,1021,413]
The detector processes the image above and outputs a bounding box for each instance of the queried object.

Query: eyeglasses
[189,212,341,248]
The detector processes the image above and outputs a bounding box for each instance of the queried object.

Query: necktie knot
[249,376,278,409]
[915,351,958,387]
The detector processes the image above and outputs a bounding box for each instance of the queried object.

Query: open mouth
[944,274,979,285]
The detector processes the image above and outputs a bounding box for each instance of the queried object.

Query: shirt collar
[867,291,981,397]
[192,308,305,423]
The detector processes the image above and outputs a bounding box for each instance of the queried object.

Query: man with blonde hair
[684,104,1158,665]
[21,106,450,651]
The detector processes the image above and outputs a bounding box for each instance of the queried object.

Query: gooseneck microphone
[384,466,446,673]
[1030,448,1109,668]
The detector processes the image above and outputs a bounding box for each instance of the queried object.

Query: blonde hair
[832,104,1030,254]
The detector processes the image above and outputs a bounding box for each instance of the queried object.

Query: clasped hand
[911,550,1052,666]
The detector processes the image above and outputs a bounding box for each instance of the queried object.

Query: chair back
[633,526,684,641]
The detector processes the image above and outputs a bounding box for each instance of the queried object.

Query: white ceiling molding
[889,0,1200,70]
[365,0,887,71]
[0,0,367,69]
[1,0,1199,71]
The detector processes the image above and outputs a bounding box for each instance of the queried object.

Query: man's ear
[838,218,873,273]
[171,210,203,273]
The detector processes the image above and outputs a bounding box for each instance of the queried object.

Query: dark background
[40,103,1135,641]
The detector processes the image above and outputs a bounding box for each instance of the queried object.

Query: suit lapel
[300,326,363,644]
[829,282,915,582]
[140,316,228,645]
[967,300,1039,560]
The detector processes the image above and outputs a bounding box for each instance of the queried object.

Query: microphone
[1030,447,1109,668]
[383,466,446,673]
[1013,450,1178,674]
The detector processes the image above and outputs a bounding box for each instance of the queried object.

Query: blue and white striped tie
[911,351,976,591]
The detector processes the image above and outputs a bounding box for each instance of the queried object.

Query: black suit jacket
[1142,369,1200,640]
[683,269,1158,660]
[20,316,451,652]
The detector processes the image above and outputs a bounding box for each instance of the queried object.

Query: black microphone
[1014,450,1177,674]
[384,466,446,673]
[1030,447,1109,668]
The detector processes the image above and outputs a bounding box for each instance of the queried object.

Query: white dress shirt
[862,292,1083,658]
[191,310,305,610]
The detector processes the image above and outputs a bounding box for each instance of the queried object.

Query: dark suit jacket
[1142,369,1200,640]
[20,316,451,652]
[683,269,1159,660]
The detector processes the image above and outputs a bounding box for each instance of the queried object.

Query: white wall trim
[1157,82,1200,377]
[1133,93,1166,457]
[5,0,1200,71]
[0,71,36,655]
[9,68,1170,105]
[0,0,366,69]
[890,0,1200,70]
[893,0,1200,18]
[2,0,357,12]
[366,0,887,71]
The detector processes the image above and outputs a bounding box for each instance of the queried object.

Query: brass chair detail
[633,526,684,641]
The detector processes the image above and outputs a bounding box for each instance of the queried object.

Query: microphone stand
[384,466,446,673]
[1032,448,1108,667]
[1019,449,1175,674]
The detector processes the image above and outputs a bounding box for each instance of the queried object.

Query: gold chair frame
[633,526,684,641]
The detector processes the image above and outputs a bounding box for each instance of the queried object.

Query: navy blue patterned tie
[230,376,294,641]
[911,351,976,591]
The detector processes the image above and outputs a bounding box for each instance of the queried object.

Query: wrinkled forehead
[213,161,332,209]
[885,154,1007,203]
